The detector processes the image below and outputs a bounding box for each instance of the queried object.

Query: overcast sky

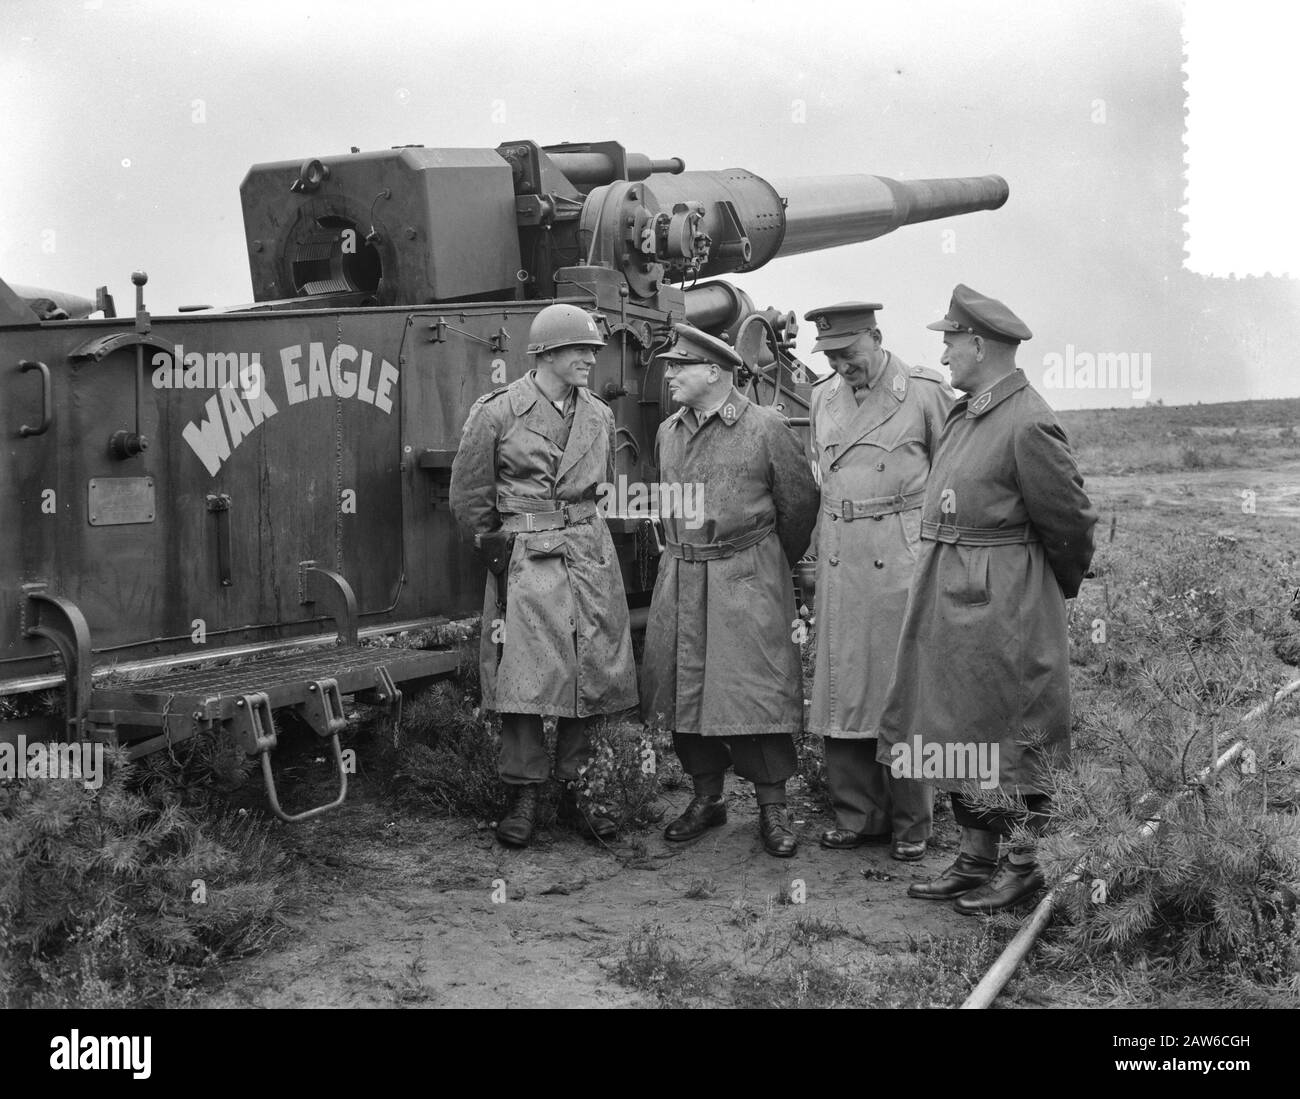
[2,0,1296,408]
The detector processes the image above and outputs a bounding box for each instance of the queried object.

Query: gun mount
[240,139,1006,313]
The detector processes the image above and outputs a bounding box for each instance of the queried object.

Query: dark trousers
[951,792,1051,839]
[672,732,797,806]
[499,713,591,785]
[824,737,932,843]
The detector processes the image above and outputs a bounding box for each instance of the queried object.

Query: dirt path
[198,780,977,1008]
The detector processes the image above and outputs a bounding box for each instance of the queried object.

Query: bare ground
[196,778,979,1008]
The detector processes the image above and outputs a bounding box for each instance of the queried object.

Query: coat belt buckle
[840,499,855,522]
[934,523,960,544]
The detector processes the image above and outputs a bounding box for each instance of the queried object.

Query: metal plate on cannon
[87,477,156,526]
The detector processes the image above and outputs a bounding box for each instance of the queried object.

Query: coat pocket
[522,531,570,560]
[942,546,990,606]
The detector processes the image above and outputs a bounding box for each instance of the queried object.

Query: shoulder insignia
[474,385,511,406]
[910,365,946,383]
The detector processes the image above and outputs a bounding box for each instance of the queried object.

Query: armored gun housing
[1,139,1006,819]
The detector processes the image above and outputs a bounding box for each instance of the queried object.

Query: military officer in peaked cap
[877,285,1097,913]
[450,303,638,848]
[803,302,953,861]
[641,323,819,857]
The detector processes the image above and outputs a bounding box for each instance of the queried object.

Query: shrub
[573,715,681,829]
[392,680,504,820]
[0,747,296,1007]
[1028,670,1300,1002]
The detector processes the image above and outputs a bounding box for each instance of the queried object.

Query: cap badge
[971,392,992,414]
[816,316,831,331]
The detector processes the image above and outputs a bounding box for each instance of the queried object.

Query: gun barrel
[644,170,1008,281]
[769,174,1009,258]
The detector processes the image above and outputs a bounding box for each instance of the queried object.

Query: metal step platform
[18,569,463,822]
[91,643,459,822]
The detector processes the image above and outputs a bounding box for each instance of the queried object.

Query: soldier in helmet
[450,303,638,847]
[803,301,953,862]
[877,285,1097,913]
[641,323,819,857]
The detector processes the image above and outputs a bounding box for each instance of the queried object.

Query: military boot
[759,803,798,858]
[664,794,727,841]
[495,784,541,847]
[952,857,1044,915]
[558,782,618,840]
[907,852,997,899]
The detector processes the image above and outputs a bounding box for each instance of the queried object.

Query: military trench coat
[449,372,638,718]
[640,388,819,737]
[807,354,953,739]
[876,369,1097,793]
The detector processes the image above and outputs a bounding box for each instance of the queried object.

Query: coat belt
[921,520,1039,546]
[665,523,774,562]
[499,498,599,532]
[824,489,925,522]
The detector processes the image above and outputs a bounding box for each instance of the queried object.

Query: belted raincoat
[640,388,819,736]
[876,369,1098,793]
[806,354,953,739]
[449,371,637,717]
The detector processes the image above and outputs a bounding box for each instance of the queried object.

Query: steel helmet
[526,304,606,355]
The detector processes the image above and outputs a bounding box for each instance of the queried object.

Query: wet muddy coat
[449,372,637,718]
[640,388,819,736]
[807,354,953,739]
[876,369,1098,793]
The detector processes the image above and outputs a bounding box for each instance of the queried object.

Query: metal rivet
[874,559,884,569]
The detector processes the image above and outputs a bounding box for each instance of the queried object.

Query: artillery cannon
[1,138,1006,818]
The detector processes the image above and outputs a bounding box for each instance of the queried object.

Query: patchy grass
[1059,398,1300,476]
[612,914,1008,1008]
[0,746,299,1007]
[613,923,725,1007]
